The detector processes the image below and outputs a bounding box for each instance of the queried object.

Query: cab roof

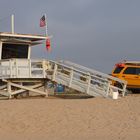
[116,61,140,67]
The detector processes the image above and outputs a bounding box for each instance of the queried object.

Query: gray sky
[0,0,140,73]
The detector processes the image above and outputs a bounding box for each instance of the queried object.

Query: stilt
[7,81,12,99]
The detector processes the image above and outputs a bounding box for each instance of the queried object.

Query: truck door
[122,67,140,88]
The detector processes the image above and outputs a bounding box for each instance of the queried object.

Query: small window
[2,43,28,59]
[136,68,140,75]
[123,67,137,75]
[113,67,124,74]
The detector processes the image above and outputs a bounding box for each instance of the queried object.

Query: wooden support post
[69,67,74,87]
[44,80,48,96]
[44,81,47,92]
[86,73,91,94]
[52,64,58,81]
[7,81,12,99]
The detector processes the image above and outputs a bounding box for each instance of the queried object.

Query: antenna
[11,14,14,34]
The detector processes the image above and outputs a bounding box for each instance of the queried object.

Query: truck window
[123,67,137,75]
[113,67,124,74]
[136,68,140,75]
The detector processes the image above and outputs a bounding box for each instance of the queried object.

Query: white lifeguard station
[0,16,127,99]
[0,32,50,98]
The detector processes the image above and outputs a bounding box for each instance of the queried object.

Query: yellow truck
[111,61,140,91]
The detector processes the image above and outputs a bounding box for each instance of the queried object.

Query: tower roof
[0,32,48,46]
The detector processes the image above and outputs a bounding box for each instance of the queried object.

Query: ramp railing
[47,60,127,97]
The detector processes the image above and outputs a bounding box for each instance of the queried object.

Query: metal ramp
[46,60,127,98]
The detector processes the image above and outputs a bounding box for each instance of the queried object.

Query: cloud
[1,0,140,72]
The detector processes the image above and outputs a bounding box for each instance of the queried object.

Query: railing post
[29,59,31,78]
[86,72,91,94]
[42,60,46,78]
[106,81,111,97]
[9,59,12,78]
[52,63,58,81]
[122,83,127,96]
[15,59,18,78]
[69,67,74,87]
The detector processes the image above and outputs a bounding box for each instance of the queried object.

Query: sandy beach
[0,94,140,140]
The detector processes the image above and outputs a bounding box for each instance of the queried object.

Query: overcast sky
[0,0,140,73]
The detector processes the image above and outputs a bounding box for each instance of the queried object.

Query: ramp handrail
[48,60,127,97]
[59,60,127,84]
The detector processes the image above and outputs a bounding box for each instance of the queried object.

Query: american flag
[40,15,46,27]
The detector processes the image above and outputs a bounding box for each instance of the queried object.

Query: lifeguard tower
[0,31,51,98]
[0,16,127,99]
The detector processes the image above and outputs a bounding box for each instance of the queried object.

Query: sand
[0,94,140,140]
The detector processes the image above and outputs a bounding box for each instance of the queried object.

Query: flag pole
[45,14,48,36]
[44,14,51,52]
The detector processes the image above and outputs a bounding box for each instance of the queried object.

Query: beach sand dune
[0,94,140,140]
